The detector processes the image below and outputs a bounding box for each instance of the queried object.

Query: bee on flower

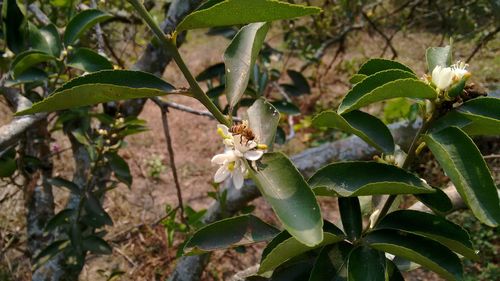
[211,121,267,189]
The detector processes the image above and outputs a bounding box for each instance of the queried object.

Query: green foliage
[176,0,321,32]
[63,9,113,45]
[224,22,270,110]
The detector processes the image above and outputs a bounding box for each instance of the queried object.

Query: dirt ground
[1,25,498,281]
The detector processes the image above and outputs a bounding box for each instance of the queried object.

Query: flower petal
[244,150,264,161]
[217,124,230,136]
[232,169,244,189]
[214,165,230,183]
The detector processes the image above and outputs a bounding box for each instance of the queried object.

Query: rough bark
[167,119,422,281]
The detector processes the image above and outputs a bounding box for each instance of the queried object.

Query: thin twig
[28,4,50,25]
[466,26,500,63]
[362,11,398,59]
[153,99,186,223]
[90,0,106,55]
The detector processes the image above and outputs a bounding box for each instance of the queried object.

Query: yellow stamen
[217,128,227,139]
[257,144,268,150]
[227,162,235,171]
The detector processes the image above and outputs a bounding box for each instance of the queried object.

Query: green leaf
[106,153,132,187]
[195,62,225,81]
[386,259,404,281]
[176,0,321,32]
[82,235,113,255]
[376,210,477,260]
[347,246,386,281]
[259,222,344,273]
[11,50,57,78]
[16,70,175,115]
[426,45,452,72]
[63,9,113,45]
[424,127,500,227]
[415,187,453,214]
[271,100,301,115]
[357,58,414,76]
[458,97,500,136]
[28,22,51,53]
[247,98,280,148]
[67,48,113,72]
[287,70,310,95]
[5,68,48,86]
[45,209,74,231]
[339,197,362,241]
[40,24,62,57]
[0,148,16,177]
[349,74,366,84]
[365,229,463,281]
[2,0,27,53]
[430,97,500,136]
[224,22,269,109]
[33,240,70,270]
[48,177,80,194]
[183,215,279,255]
[337,70,435,114]
[309,162,433,197]
[308,245,339,281]
[312,110,394,154]
[84,193,113,227]
[249,152,323,247]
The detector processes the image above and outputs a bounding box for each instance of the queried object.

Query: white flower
[431,61,471,91]
[451,61,470,80]
[211,123,266,189]
[431,65,454,91]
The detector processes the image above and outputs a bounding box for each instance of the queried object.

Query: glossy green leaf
[11,50,57,78]
[357,58,414,76]
[259,222,344,273]
[271,100,301,115]
[248,98,280,148]
[347,246,386,281]
[67,48,113,72]
[313,110,394,154]
[386,259,404,281]
[308,245,338,281]
[45,209,74,231]
[270,259,315,281]
[28,22,51,53]
[249,152,323,247]
[349,74,366,84]
[5,68,48,86]
[2,0,27,53]
[64,9,113,45]
[426,45,452,72]
[195,62,225,81]
[287,70,310,95]
[40,24,62,56]
[48,177,80,194]
[176,0,321,32]
[106,153,132,187]
[338,70,436,114]
[339,197,362,241]
[430,97,500,136]
[424,127,500,227]
[415,187,453,214]
[33,240,70,270]
[82,235,112,255]
[0,148,16,177]
[309,162,433,197]
[365,229,463,281]
[224,22,269,109]
[16,70,175,115]
[376,210,477,260]
[84,193,113,227]
[458,97,500,136]
[183,215,279,255]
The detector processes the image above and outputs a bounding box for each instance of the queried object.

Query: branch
[28,4,50,26]
[167,119,422,281]
[0,88,47,151]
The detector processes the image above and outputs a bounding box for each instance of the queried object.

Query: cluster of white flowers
[431,61,470,91]
[211,122,266,189]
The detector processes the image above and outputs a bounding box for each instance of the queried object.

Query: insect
[230,121,255,144]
